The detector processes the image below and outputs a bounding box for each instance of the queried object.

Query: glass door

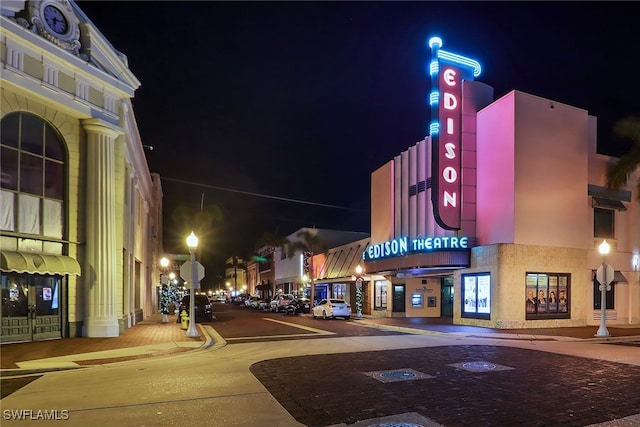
[1,273,62,342]
[392,284,405,313]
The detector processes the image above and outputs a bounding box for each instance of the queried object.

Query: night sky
[75,1,640,279]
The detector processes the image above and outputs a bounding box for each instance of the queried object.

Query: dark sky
[76,1,639,278]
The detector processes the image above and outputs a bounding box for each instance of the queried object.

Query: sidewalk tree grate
[449,360,514,372]
[363,368,434,383]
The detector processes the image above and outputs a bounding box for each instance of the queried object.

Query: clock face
[43,5,68,35]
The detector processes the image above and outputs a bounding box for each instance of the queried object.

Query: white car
[311,298,351,320]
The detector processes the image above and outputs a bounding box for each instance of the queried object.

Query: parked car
[245,296,261,308]
[215,295,229,303]
[284,297,311,315]
[270,294,295,312]
[232,293,250,304]
[176,294,213,322]
[311,298,351,320]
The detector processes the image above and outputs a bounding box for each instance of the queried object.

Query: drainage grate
[367,423,424,427]
[449,360,514,372]
[363,368,433,383]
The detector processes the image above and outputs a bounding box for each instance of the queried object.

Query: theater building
[1,1,161,342]
[364,37,639,328]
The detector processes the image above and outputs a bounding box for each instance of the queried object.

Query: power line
[161,176,367,211]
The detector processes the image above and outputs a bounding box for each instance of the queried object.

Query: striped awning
[0,251,81,276]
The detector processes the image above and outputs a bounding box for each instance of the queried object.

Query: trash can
[180,310,189,330]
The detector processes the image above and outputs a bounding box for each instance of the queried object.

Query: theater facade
[363,37,639,328]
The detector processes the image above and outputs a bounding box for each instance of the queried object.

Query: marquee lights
[428,36,481,230]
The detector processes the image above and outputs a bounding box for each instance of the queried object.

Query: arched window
[0,112,66,239]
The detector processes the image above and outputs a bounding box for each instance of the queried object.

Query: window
[332,283,346,300]
[462,273,491,319]
[526,273,570,319]
[594,208,614,239]
[374,280,387,311]
[593,272,615,310]
[0,112,65,238]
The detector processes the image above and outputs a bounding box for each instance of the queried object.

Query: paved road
[1,303,639,426]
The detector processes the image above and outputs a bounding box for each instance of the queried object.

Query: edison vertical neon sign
[428,37,481,230]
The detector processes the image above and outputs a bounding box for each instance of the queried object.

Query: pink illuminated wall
[476,91,591,248]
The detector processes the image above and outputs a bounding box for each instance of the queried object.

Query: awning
[0,251,81,276]
[592,197,627,211]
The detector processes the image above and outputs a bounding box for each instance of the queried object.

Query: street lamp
[596,240,610,337]
[160,257,170,323]
[186,231,200,337]
[354,264,364,319]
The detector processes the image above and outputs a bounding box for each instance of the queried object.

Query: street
[1,303,639,426]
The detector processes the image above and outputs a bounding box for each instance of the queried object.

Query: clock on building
[43,4,68,35]
[27,0,81,55]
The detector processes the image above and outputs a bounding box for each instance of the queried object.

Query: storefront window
[526,273,570,319]
[462,273,491,319]
[333,283,346,300]
[374,280,387,311]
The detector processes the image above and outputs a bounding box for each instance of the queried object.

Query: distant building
[1,1,161,342]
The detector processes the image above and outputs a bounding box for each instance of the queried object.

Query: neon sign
[365,236,469,261]
[428,37,481,230]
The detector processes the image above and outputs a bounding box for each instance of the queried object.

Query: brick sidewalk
[0,314,204,369]
[251,345,640,427]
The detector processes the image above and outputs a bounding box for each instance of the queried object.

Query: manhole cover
[381,371,417,380]
[462,362,496,371]
[363,368,433,383]
[449,361,514,373]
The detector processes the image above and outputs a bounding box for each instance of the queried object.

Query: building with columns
[0,0,161,342]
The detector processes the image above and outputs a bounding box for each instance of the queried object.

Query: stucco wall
[456,243,589,328]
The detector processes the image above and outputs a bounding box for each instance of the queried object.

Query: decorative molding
[27,0,81,55]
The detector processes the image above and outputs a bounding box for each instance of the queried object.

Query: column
[81,118,123,337]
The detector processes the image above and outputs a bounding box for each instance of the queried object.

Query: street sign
[180,260,205,289]
[596,264,614,288]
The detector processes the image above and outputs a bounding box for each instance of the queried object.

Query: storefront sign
[365,235,469,261]
[428,37,481,230]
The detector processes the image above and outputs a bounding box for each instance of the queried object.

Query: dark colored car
[284,297,311,315]
[176,295,213,323]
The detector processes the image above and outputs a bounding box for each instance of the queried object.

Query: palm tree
[253,228,290,299]
[606,116,640,201]
[287,229,327,308]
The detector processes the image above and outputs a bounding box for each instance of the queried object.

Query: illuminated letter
[444,142,456,159]
[443,191,457,207]
[443,93,457,110]
[447,118,454,134]
[399,237,408,254]
[443,166,457,183]
[443,68,457,86]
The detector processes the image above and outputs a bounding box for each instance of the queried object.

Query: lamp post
[160,257,170,323]
[596,240,611,337]
[354,264,363,319]
[186,231,200,338]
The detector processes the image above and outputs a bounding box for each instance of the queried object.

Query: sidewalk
[1,313,639,374]
[0,313,207,373]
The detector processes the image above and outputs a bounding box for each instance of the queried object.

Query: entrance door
[1,274,62,342]
[392,284,405,313]
[441,279,454,317]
